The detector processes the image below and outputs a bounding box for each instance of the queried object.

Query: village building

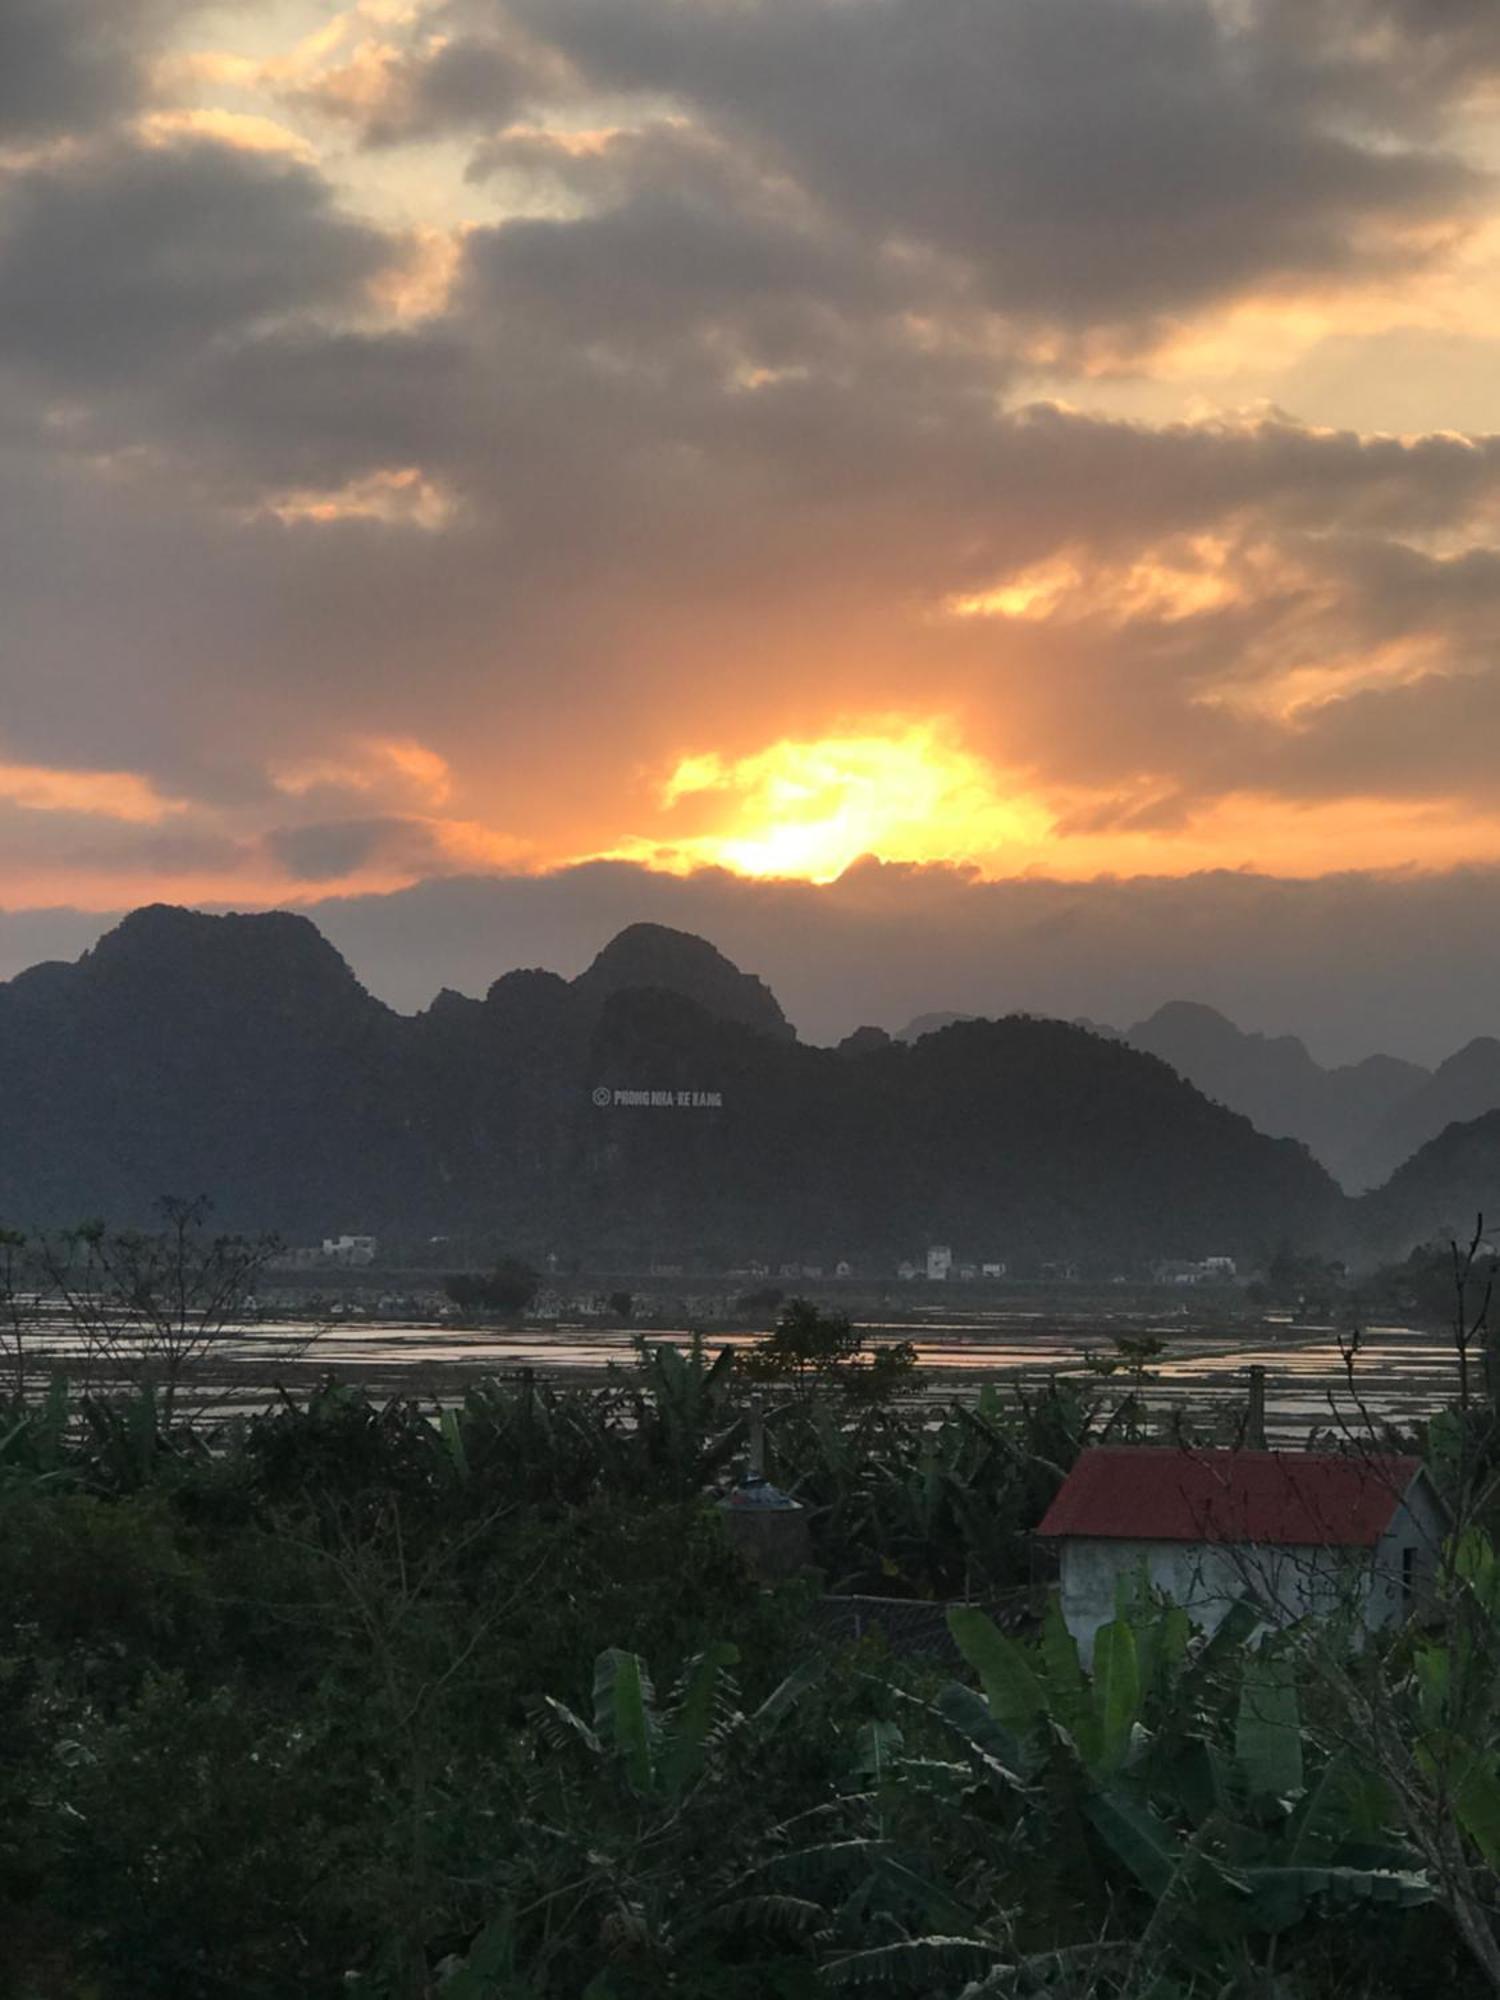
[320,1234,377,1266]
[1153,1255,1238,1285]
[1039,1447,1447,1665]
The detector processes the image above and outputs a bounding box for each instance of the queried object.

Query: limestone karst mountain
[0,906,1354,1268]
[1125,1000,1429,1190]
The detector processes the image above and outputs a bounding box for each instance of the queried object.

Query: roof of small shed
[1037,1447,1427,1548]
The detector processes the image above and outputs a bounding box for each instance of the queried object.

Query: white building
[322,1234,377,1266]
[926,1244,953,1282]
[1040,1447,1447,1665]
[1154,1256,1239,1286]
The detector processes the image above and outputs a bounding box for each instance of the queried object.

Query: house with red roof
[1038,1447,1447,1664]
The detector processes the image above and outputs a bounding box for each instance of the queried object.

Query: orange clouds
[256,467,455,530]
[0,760,183,824]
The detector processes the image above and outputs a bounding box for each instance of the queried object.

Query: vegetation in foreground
[5,1212,1500,1996]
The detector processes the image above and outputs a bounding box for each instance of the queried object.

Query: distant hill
[0,906,1347,1270]
[1124,1001,1428,1190]
[1357,1108,1500,1260]
[1347,1039,1500,1194]
[897,1010,976,1041]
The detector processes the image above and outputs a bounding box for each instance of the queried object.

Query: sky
[3,0,1500,1055]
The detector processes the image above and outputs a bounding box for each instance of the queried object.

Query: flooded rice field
[21,1301,1466,1441]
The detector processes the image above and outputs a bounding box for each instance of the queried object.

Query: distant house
[896,1260,920,1281]
[981,1261,1007,1279]
[1039,1447,1446,1664]
[322,1234,377,1267]
[1153,1256,1237,1286]
[926,1245,953,1282]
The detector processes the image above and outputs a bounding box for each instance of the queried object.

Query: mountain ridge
[0,905,1349,1269]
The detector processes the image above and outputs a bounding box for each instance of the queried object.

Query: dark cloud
[291,29,555,147]
[263,817,453,882]
[510,0,1489,333]
[0,0,175,141]
[0,136,395,387]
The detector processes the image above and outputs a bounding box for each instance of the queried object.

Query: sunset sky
[4,0,1500,1052]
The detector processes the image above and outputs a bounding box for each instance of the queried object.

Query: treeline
[5,1357,1500,1996]
[8,1208,1500,1994]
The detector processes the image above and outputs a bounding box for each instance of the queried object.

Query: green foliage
[740,1300,925,1402]
[767,1377,1089,1597]
[937,1598,1438,1992]
[7,1346,1500,1999]
[443,1256,541,1317]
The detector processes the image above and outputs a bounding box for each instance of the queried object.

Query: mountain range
[1117,1004,1500,1195]
[901,999,1500,1197]
[0,904,1492,1269]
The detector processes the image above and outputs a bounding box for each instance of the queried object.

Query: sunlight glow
[947,538,1244,625]
[257,467,454,531]
[610,725,1053,882]
[0,761,183,824]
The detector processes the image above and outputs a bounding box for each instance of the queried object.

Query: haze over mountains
[898,1000,1500,1196]
[0,905,1493,1270]
[1116,1005,1500,1195]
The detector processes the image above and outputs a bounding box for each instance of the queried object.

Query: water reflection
[20,1305,1462,1440]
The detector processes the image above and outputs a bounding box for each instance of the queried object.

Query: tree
[34,1195,279,1425]
[442,1257,540,1320]
[0,1225,38,1401]
[736,1285,785,1314]
[739,1298,924,1400]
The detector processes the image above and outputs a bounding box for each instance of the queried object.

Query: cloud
[0,756,183,822]
[287,25,562,147]
[263,815,442,881]
[0,0,177,142]
[0,134,396,387]
[263,812,528,881]
[1,0,1499,990]
[511,0,1492,339]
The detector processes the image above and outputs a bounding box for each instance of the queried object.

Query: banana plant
[934,1599,1431,1992]
[1355,1523,1500,1993]
[615,1336,745,1498]
[535,1640,822,1800]
[0,1376,74,1494]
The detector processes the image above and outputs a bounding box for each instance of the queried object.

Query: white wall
[1059,1536,1373,1665]
[1370,1480,1449,1628]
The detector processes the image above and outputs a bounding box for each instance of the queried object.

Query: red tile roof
[1037,1447,1426,1548]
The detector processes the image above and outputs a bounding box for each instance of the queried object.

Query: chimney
[1245,1365,1268,1449]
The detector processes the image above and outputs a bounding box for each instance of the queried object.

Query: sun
[607,723,1052,882]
